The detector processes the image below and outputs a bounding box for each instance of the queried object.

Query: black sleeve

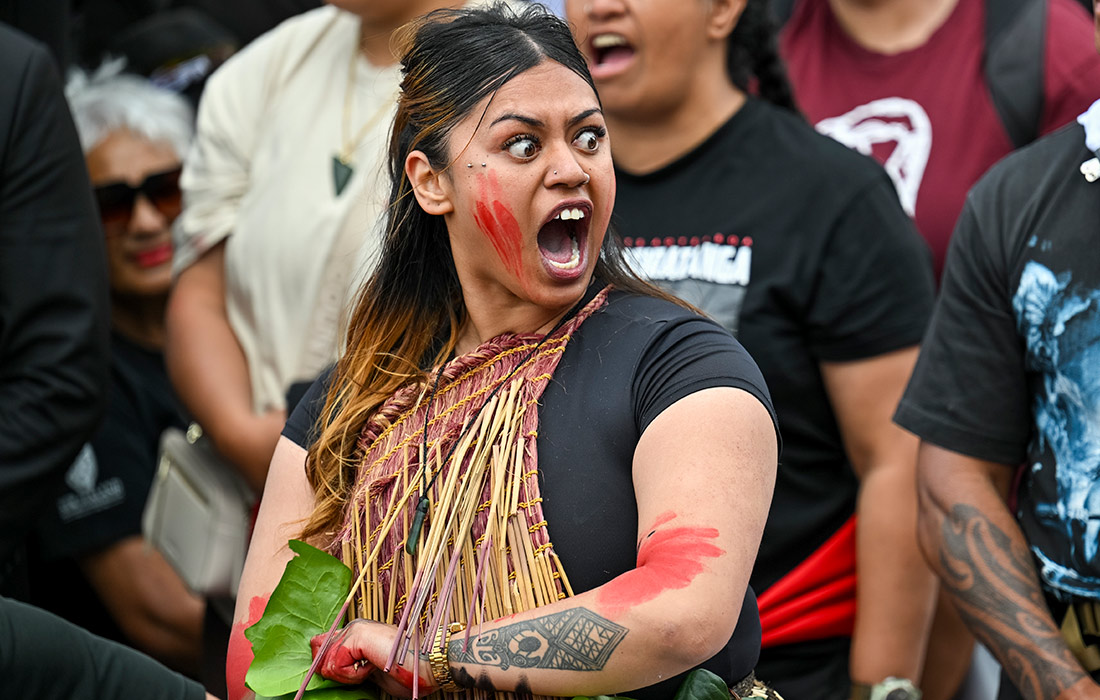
[36,399,150,560]
[894,191,1030,466]
[0,597,205,700]
[805,174,936,360]
[0,28,111,547]
[633,314,780,445]
[283,366,335,449]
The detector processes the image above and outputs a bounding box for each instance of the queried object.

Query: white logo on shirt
[816,97,932,217]
[65,444,98,494]
[626,241,752,286]
[58,444,125,522]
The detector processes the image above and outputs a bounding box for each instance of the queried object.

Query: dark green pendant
[332,155,354,196]
[405,496,430,556]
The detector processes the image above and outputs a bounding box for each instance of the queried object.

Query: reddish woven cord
[330,288,610,628]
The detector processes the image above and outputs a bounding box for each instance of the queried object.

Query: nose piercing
[583,173,591,184]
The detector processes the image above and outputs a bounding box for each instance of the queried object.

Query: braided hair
[726,0,801,115]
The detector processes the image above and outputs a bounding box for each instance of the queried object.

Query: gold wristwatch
[429,622,465,692]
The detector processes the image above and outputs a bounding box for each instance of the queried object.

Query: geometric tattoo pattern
[448,607,627,671]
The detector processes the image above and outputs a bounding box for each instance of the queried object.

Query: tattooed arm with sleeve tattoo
[915,443,1100,700]
[232,387,777,700]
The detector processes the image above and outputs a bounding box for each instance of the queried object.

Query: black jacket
[0,596,205,700]
[0,23,110,594]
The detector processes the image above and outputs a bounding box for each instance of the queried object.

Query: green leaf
[245,539,355,697]
[672,669,730,700]
[257,687,379,700]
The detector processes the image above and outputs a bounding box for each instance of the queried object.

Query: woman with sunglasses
[230,5,779,700]
[29,64,205,676]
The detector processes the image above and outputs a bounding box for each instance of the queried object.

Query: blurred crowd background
[2,1,1099,700]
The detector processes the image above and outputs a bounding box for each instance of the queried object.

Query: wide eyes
[506,137,538,159]
[500,126,605,161]
[573,129,601,153]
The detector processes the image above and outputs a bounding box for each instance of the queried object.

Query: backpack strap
[984,0,1047,149]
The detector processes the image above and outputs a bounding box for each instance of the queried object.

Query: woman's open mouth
[589,33,636,80]
[537,204,590,280]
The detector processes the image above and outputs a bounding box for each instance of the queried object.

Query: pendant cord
[405,293,593,555]
[418,367,445,497]
[339,38,397,165]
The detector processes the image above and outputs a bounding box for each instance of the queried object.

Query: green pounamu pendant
[332,155,354,196]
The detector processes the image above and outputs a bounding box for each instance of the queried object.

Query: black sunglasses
[93,166,183,228]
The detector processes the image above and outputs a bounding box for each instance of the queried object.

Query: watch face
[876,680,921,700]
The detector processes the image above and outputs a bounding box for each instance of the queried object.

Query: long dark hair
[304,2,670,541]
[727,0,800,114]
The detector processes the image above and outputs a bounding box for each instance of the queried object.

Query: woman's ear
[707,0,748,41]
[406,150,454,216]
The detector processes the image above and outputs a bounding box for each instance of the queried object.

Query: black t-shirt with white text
[613,98,935,593]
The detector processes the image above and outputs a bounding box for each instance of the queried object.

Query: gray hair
[66,59,194,158]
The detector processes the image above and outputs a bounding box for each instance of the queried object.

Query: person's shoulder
[780,0,827,43]
[603,289,705,322]
[750,99,891,193]
[0,23,45,70]
[1045,0,1096,34]
[598,290,733,341]
[1041,0,1100,99]
[260,3,350,43]
[955,122,1089,262]
[207,5,348,84]
[0,25,72,195]
[598,290,776,437]
[0,25,58,116]
[971,121,1088,207]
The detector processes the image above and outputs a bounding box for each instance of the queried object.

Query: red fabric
[757,515,857,647]
[780,0,1100,279]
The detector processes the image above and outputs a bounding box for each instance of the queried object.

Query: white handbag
[142,423,256,598]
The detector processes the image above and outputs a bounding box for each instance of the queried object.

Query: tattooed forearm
[448,607,627,676]
[938,504,1086,700]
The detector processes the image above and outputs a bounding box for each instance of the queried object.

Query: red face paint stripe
[472,172,524,278]
[474,200,522,277]
[486,173,523,276]
[490,199,523,275]
[227,594,268,700]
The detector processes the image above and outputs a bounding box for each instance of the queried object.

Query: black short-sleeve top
[284,290,780,699]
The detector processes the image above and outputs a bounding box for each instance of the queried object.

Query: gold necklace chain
[337,43,396,166]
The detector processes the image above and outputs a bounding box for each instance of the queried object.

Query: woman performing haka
[228,4,780,700]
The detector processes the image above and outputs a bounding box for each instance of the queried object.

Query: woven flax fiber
[328,287,611,700]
